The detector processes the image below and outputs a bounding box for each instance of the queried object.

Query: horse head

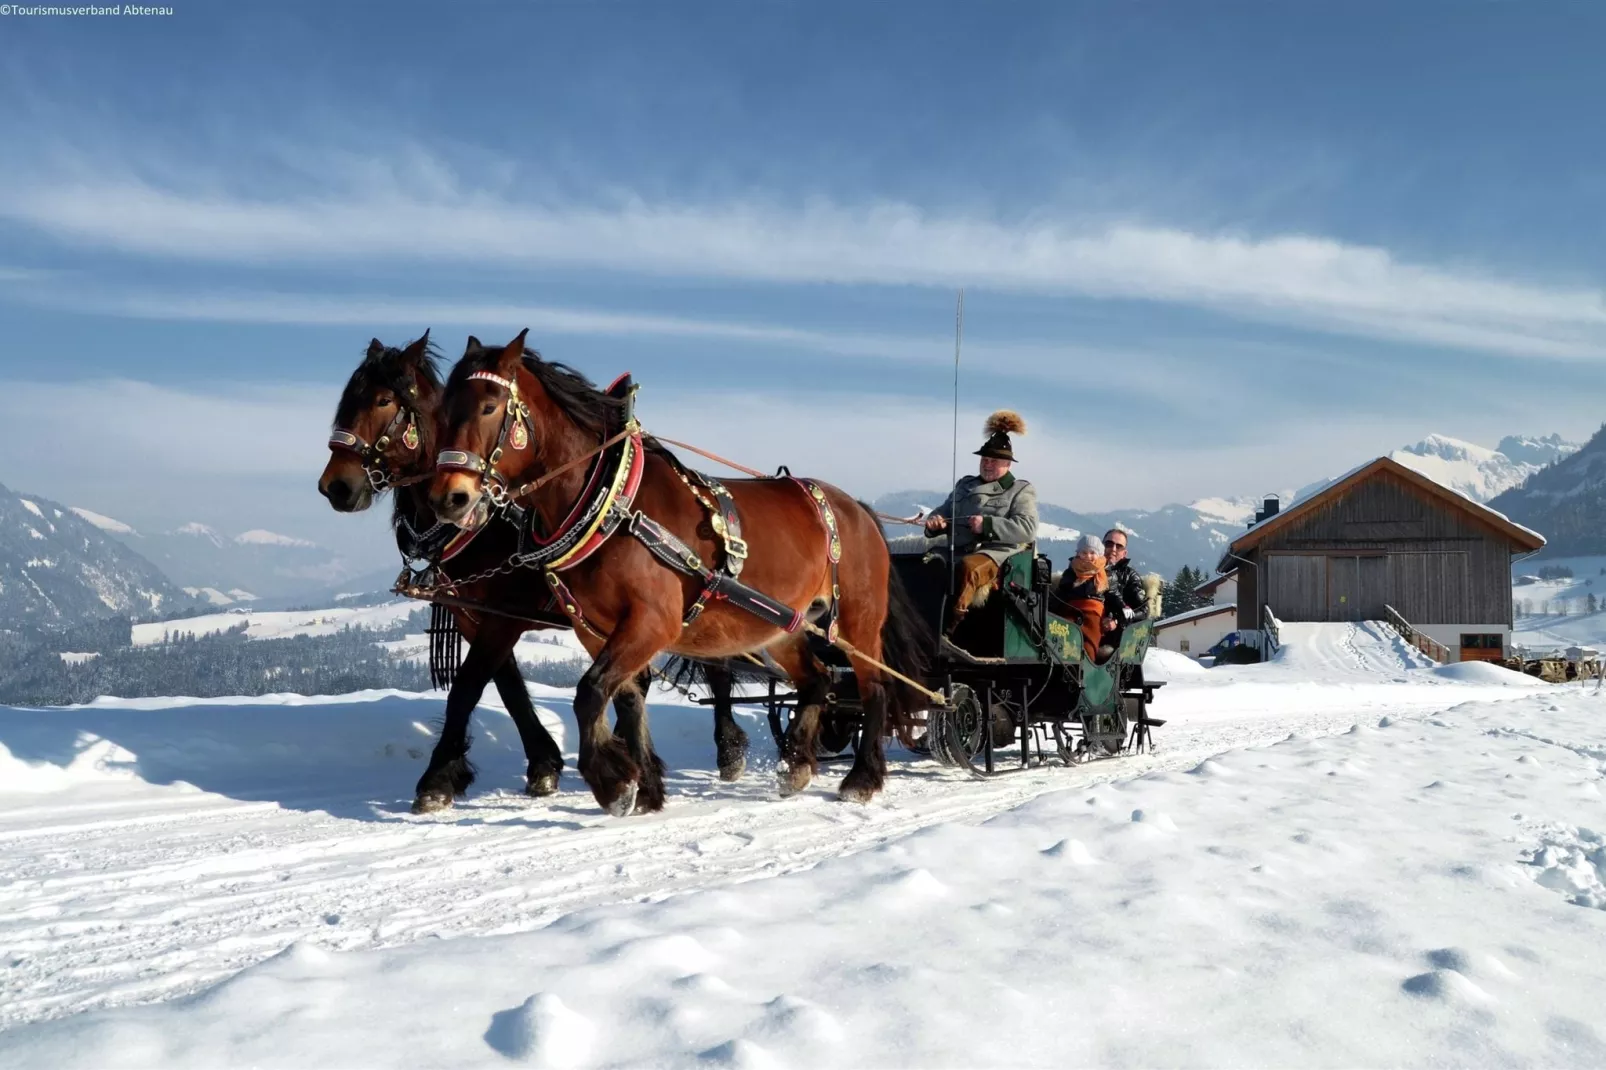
[318,331,440,512]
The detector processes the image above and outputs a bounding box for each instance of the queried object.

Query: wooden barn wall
[1245,471,1516,626]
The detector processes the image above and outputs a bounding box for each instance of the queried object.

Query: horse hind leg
[706,662,750,782]
[838,676,889,804]
[612,671,668,813]
[777,672,830,798]
[491,656,564,797]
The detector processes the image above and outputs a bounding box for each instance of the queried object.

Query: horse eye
[481,402,496,416]
[377,397,394,408]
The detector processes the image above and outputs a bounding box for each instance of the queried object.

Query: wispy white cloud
[0,378,333,480]
[45,284,1159,375]
[4,166,1606,361]
[0,374,1416,533]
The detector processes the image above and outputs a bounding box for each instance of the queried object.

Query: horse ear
[401,329,431,361]
[498,329,530,373]
[465,335,482,353]
[365,338,385,362]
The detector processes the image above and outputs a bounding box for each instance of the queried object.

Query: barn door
[1327,556,1387,621]
[1357,556,1388,619]
[1327,556,1359,621]
[1265,554,1325,621]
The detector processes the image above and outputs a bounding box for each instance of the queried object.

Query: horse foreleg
[706,662,749,782]
[575,617,675,816]
[491,656,564,797]
[611,670,667,813]
[414,620,520,813]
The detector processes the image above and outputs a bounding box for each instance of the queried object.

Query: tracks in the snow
[0,698,1456,1030]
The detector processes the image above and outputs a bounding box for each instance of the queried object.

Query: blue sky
[2,3,1605,559]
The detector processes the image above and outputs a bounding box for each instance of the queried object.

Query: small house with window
[1219,456,1545,662]
[1153,602,1237,660]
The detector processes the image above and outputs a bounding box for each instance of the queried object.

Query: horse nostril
[326,478,352,504]
[448,491,471,511]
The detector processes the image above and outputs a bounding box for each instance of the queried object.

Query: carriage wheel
[928,684,983,767]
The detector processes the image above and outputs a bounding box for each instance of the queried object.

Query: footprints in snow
[1525,825,1606,910]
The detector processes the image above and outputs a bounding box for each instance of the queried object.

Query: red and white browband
[467,371,515,391]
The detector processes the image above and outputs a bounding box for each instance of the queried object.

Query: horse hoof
[776,763,812,798]
[606,781,639,818]
[526,773,560,797]
[411,791,453,814]
[718,757,746,783]
[837,784,876,805]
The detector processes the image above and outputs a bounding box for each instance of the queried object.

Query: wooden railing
[1262,605,1281,657]
[1384,604,1450,663]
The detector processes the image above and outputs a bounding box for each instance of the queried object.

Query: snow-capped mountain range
[877,431,1582,580]
[0,485,196,627]
[1489,424,1606,557]
[68,511,346,602]
[1386,433,1578,504]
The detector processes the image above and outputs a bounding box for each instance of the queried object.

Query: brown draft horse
[316,334,568,808]
[316,335,753,812]
[429,332,930,815]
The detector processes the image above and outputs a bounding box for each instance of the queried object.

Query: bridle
[328,378,426,492]
[435,370,533,509]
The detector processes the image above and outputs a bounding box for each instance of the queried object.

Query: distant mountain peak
[69,506,138,536]
[234,529,318,549]
[173,522,225,547]
[1397,433,1500,463]
[1387,432,1575,504]
[1497,433,1581,468]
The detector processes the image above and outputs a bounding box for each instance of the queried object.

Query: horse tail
[856,501,936,733]
[657,653,777,692]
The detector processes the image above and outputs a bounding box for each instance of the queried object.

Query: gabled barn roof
[1155,602,1237,628]
[1226,456,1545,560]
[1195,568,1238,596]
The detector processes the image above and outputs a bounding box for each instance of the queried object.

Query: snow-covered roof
[1195,569,1238,594]
[1155,602,1237,628]
[1228,456,1545,562]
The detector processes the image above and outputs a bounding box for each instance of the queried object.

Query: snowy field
[2,623,1604,1066]
[132,598,591,667]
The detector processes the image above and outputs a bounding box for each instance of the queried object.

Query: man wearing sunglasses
[1101,528,1149,638]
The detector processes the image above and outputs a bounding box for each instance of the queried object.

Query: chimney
[1262,495,1280,519]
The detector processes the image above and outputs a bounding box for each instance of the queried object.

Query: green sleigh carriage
[745,547,1166,774]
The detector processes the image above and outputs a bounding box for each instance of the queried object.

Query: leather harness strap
[328,380,422,491]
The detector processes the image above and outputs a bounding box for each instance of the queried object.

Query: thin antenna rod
[951,289,964,497]
[948,289,964,611]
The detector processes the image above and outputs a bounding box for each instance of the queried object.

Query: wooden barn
[1220,457,1545,662]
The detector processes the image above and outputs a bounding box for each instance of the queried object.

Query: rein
[649,436,922,527]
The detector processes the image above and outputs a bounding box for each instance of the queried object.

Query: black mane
[334,336,445,427]
[448,343,626,436]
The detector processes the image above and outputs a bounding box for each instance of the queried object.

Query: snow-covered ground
[2,623,1602,1066]
[131,600,424,646]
